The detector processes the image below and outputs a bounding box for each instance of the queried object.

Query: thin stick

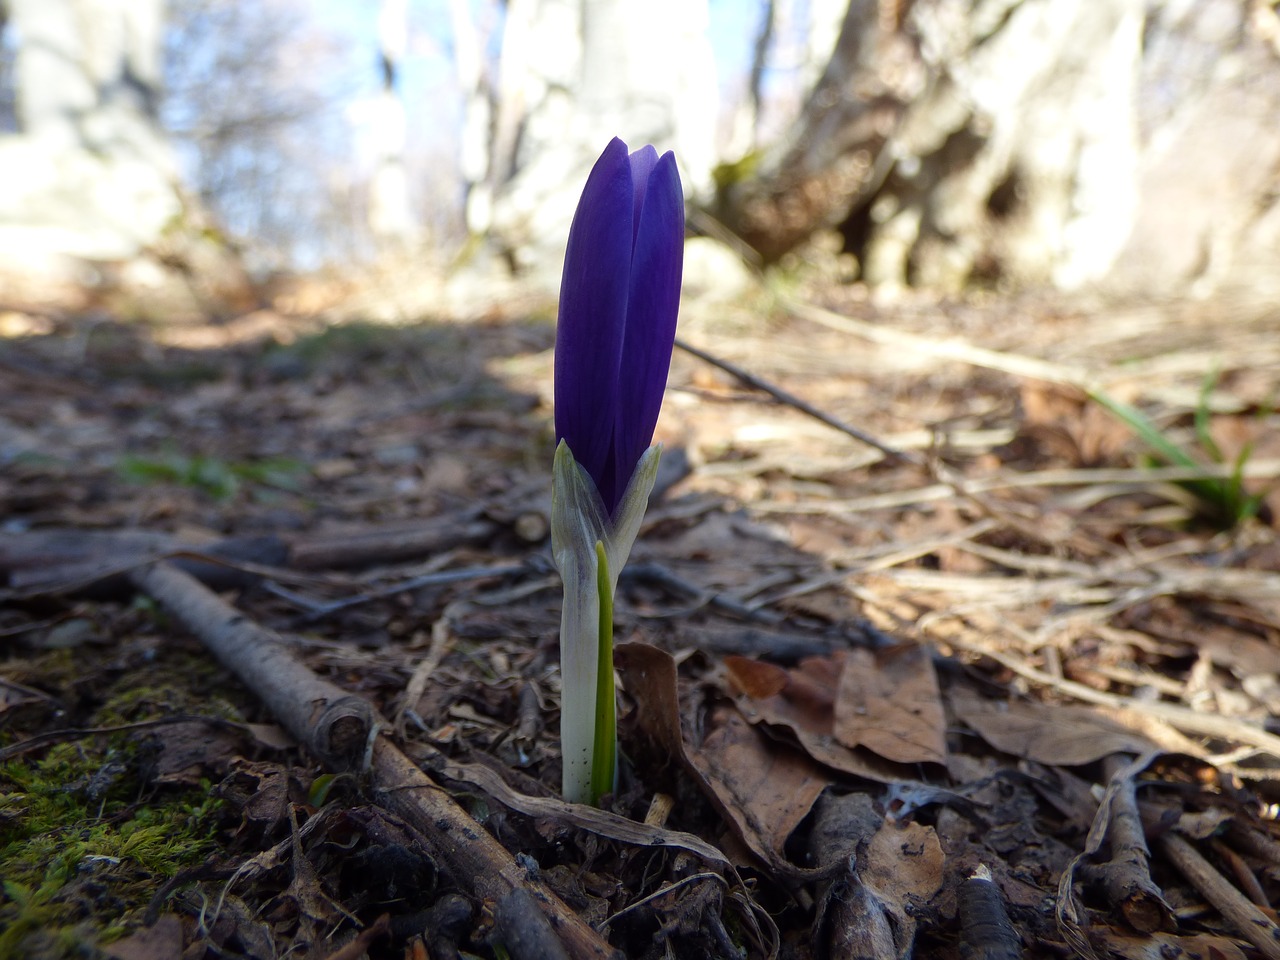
[1087,755,1172,933]
[130,562,376,770]
[784,296,1097,389]
[1160,832,1280,960]
[674,339,1078,546]
[293,562,526,623]
[675,337,916,465]
[129,560,620,960]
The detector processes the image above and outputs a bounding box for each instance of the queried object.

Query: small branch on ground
[127,560,620,960]
[130,561,376,770]
[1081,755,1172,933]
[1160,832,1280,960]
[3,520,496,599]
[957,865,1023,960]
[676,336,915,466]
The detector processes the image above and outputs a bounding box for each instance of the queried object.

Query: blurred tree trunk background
[367,0,416,251]
[467,0,720,288]
[0,0,250,315]
[713,0,1280,298]
[1,0,1278,307]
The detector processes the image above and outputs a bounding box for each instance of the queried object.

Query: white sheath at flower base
[550,439,662,805]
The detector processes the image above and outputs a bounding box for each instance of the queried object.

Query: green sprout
[1090,371,1267,529]
[118,452,307,501]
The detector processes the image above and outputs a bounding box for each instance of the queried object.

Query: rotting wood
[128,560,621,960]
[493,887,573,960]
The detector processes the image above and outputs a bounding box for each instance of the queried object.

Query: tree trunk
[0,0,179,260]
[367,0,416,249]
[482,0,718,289]
[0,0,250,314]
[713,0,908,267]
[715,0,1280,297]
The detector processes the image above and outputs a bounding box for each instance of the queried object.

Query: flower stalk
[590,540,615,804]
[551,138,683,804]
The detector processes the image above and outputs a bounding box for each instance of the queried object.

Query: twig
[1083,755,1172,933]
[1211,839,1272,910]
[314,914,390,960]
[941,635,1280,759]
[395,605,457,736]
[785,296,1097,389]
[130,562,376,770]
[601,873,727,930]
[372,741,620,960]
[3,520,496,598]
[291,562,526,623]
[493,887,573,960]
[675,336,916,465]
[128,560,620,960]
[958,865,1023,960]
[422,750,730,868]
[682,335,1086,553]
[749,460,1280,517]
[1056,751,1162,960]
[622,560,785,624]
[1160,832,1280,960]
[286,519,496,570]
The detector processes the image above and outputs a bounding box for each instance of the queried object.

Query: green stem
[589,540,616,806]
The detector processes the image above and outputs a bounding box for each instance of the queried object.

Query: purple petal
[613,150,684,490]
[627,145,659,247]
[555,138,634,495]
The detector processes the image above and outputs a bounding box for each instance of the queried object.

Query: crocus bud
[554,137,684,515]
[551,138,684,804]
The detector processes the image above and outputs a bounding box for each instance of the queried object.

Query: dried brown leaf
[1094,928,1247,960]
[695,705,827,860]
[724,655,790,699]
[730,653,922,784]
[951,686,1157,765]
[862,819,945,955]
[617,642,826,865]
[834,645,947,765]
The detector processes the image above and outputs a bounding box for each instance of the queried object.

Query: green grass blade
[1088,390,1199,468]
[1194,369,1225,464]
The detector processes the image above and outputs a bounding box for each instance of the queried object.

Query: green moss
[0,742,223,960]
[0,642,239,959]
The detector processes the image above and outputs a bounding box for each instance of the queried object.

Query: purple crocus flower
[554,137,684,514]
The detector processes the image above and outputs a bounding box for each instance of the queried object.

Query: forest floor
[2,265,1280,960]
